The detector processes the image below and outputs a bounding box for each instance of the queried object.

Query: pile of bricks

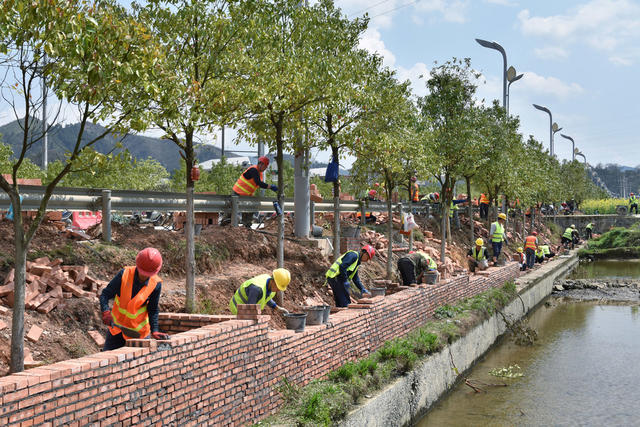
[0,257,106,314]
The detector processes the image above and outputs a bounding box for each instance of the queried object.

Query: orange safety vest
[232,166,263,196]
[108,266,159,340]
[480,193,489,205]
[412,183,419,202]
[524,235,537,251]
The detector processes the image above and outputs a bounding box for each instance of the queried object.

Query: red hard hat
[374,182,380,187]
[631,192,635,195]
[258,156,270,167]
[434,192,439,199]
[362,244,376,259]
[136,247,163,277]
[532,231,538,236]
[411,176,417,182]
[368,189,377,197]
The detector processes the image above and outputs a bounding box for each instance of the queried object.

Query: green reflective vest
[326,250,360,280]
[229,274,275,315]
[420,253,437,270]
[630,196,637,204]
[562,227,573,239]
[491,222,504,243]
[586,223,593,230]
[536,248,544,258]
[540,245,550,255]
[471,246,487,261]
[449,201,459,218]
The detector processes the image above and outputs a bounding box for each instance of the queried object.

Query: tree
[135,0,252,312]
[0,0,158,372]
[417,58,479,262]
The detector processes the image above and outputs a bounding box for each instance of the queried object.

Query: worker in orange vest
[523,231,538,269]
[232,156,278,227]
[100,248,169,350]
[479,193,490,219]
[410,176,419,203]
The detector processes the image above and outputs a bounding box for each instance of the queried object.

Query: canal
[418,261,640,426]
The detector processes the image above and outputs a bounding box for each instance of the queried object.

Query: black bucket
[423,272,439,285]
[370,287,386,297]
[321,305,330,323]
[311,225,324,238]
[284,313,307,332]
[303,307,325,326]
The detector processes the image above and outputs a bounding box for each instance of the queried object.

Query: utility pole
[221,125,225,158]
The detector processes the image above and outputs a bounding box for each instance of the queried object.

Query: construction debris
[26,325,43,343]
[88,330,106,347]
[1,257,107,314]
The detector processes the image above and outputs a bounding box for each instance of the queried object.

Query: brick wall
[0,263,519,426]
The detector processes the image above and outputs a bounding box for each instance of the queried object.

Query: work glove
[102,311,113,326]
[276,306,289,314]
[270,184,278,193]
[151,331,170,340]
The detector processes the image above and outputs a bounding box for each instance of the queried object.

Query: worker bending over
[467,238,489,273]
[397,251,437,286]
[562,224,578,249]
[232,156,278,227]
[325,245,374,307]
[100,248,169,351]
[536,244,555,263]
[229,268,291,315]
[585,223,594,240]
[516,247,526,271]
[490,213,508,265]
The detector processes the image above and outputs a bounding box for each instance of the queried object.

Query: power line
[368,0,421,20]
[348,0,390,18]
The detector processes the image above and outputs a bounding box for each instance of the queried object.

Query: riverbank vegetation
[261,282,517,426]
[579,225,640,259]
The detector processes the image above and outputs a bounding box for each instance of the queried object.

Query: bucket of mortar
[321,305,331,323]
[423,271,439,285]
[369,287,386,297]
[303,306,325,325]
[284,313,307,332]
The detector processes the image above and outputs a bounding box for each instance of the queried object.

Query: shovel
[111,322,141,338]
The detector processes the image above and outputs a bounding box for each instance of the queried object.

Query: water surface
[418,303,640,426]
[568,259,640,279]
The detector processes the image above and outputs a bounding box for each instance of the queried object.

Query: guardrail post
[231,195,239,227]
[360,201,366,226]
[101,190,111,243]
[310,201,315,228]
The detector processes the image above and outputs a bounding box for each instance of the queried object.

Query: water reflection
[569,259,640,279]
[418,303,640,426]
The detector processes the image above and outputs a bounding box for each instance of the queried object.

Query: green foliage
[170,158,246,195]
[0,143,45,180]
[434,304,461,319]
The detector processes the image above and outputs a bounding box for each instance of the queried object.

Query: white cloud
[609,55,633,66]
[414,0,470,23]
[518,0,640,63]
[358,28,396,68]
[484,0,517,6]
[518,71,584,100]
[533,46,569,60]
[396,63,430,97]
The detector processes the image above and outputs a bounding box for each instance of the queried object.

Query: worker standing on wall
[524,231,538,269]
[629,192,638,215]
[229,269,291,315]
[490,213,508,265]
[397,251,437,286]
[467,238,490,273]
[100,248,169,351]
[232,156,278,227]
[325,245,374,307]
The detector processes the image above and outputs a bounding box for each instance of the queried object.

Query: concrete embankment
[340,252,579,427]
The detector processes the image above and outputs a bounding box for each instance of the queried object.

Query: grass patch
[579,225,640,258]
[266,281,518,426]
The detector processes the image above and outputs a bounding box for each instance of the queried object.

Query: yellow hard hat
[475,238,484,246]
[517,247,523,253]
[272,268,291,291]
[498,213,507,220]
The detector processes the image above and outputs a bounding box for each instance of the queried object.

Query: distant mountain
[592,163,640,197]
[0,119,240,172]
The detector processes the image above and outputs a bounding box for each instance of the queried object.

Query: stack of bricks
[0,258,546,426]
[236,304,261,320]
[158,313,234,334]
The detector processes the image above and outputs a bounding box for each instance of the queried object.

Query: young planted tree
[0,0,158,372]
[134,0,252,312]
[417,58,479,262]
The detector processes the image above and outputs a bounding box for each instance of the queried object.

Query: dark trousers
[104,330,126,351]
[480,203,489,219]
[631,204,638,214]
[561,236,572,249]
[327,277,351,307]
[585,229,592,240]
[525,248,536,268]
[492,241,502,261]
[398,257,417,286]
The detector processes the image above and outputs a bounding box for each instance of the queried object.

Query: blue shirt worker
[99,248,169,351]
[325,245,375,307]
[229,268,291,315]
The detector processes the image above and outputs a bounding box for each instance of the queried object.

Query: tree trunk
[466,177,474,247]
[408,179,413,251]
[276,127,285,305]
[10,214,26,373]
[386,192,393,279]
[440,180,448,264]
[331,145,340,261]
[184,139,196,313]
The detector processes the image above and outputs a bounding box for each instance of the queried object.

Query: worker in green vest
[490,213,508,265]
[229,268,291,315]
[629,192,638,214]
[467,238,490,273]
[585,223,594,240]
[397,251,437,286]
[325,245,374,307]
[561,224,576,249]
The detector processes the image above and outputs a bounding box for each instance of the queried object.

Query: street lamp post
[475,39,507,109]
[506,66,523,115]
[560,134,575,161]
[532,104,556,156]
[575,151,586,164]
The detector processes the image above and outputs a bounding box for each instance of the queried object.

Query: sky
[2,0,638,168]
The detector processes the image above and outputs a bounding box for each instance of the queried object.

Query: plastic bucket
[284,313,307,332]
[370,287,386,297]
[311,225,324,238]
[423,272,439,285]
[321,305,331,323]
[303,307,325,326]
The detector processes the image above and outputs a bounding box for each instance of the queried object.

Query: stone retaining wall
[0,263,521,426]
